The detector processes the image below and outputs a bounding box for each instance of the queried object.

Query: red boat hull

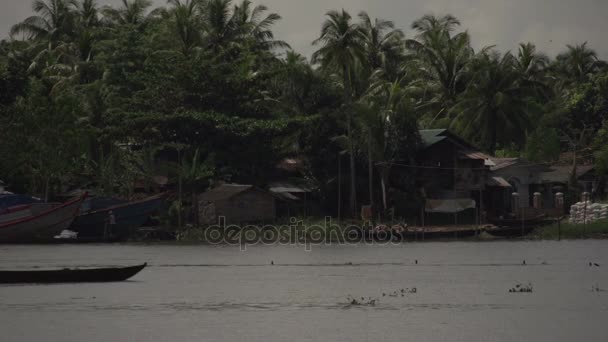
[0,195,86,243]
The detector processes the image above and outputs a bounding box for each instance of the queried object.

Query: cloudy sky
[1,0,607,59]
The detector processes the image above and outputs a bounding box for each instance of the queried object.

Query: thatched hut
[198,184,276,225]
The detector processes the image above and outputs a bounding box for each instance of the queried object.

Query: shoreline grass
[532,220,608,240]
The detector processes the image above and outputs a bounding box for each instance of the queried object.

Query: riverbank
[167,218,608,243]
[532,220,608,240]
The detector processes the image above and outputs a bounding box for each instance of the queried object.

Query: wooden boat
[0,194,42,211]
[488,214,548,228]
[364,226,480,241]
[0,194,86,243]
[0,203,60,224]
[485,226,536,237]
[71,194,165,239]
[0,263,147,284]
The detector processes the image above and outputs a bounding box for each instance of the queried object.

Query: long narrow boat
[0,263,147,284]
[0,194,42,211]
[0,203,60,224]
[484,226,536,237]
[364,226,480,241]
[0,194,86,243]
[488,214,548,227]
[71,194,165,239]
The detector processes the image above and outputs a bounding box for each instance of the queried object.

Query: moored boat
[0,194,42,212]
[71,194,165,239]
[0,203,60,224]
[0,263,147,284]
[0,194,86,243]
[485,226,536,237]
[488,214,548,227]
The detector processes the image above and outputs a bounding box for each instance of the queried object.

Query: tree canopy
[1,1,607,215]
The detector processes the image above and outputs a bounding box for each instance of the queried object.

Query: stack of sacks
[570,202,608,224]
[600,205,608,221]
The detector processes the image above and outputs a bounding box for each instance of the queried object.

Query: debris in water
[509,283,533,293]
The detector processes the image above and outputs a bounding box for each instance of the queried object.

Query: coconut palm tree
[165,0,204,55]
[73,0,100,29]
[406,14,474,125]
[358,11,404,76]
[10,0,77,45]
[554,42,605,85]
[201,0,238,51]
[269,50,316,114]
[101,0,152,26]
[514,42,550,99]
[362,71,419,210]
[312,9,366,216]
[231,0,288,51]
[451,50,537,153]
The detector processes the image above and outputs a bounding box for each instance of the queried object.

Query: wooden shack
[198,184,276,225]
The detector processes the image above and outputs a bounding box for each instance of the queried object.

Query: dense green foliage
[1,0,607,217]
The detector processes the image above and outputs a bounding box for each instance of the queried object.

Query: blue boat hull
[71,195,164,239]
[0,195,42,211]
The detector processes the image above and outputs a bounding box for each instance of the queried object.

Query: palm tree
[179,148,215,226]
[269,50,316,114]
[101,0,152,26]
[10,0,76,45]
[231,0,288,51]
[73,0,100,29]
[363,71,419,210]
[312,9,366,216]
[514,42,550,99]
[166,0,203,55]
[358,11,404,76]
[201,0,237,51]
[555,42,605,85]
[406,14,473,125]
[451,50,537,153]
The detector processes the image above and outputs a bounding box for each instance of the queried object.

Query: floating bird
[523,260,526,265]
[415,260,418,265]
[271,261,274,265]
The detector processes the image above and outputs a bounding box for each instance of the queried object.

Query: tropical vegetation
[1,0,607,221]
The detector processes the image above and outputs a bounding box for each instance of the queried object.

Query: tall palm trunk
[367,131,374,209]
[347,111,357,217]
[379,165,391,211]
[177,149,183,230]
[192,190,199,226]
[344,65,357,217]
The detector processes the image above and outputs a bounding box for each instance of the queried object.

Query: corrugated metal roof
[458,150,493,161]
[539,165,595,183]
[419,129,448,148]
[269,184,312,193]
[490,158,519,171]
[486,176,512,188]
[199,184,255,202]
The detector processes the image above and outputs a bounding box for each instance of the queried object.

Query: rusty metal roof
[458,150,493,161]
[490,158,520,171]
[486,176,512,188]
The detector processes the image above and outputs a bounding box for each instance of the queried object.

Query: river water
[1,241,607,341]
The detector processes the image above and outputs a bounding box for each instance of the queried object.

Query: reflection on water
[0,241,607,342]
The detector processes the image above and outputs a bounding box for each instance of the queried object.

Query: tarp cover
[425,199,476,213]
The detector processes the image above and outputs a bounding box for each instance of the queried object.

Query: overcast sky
[2,0,607,59]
